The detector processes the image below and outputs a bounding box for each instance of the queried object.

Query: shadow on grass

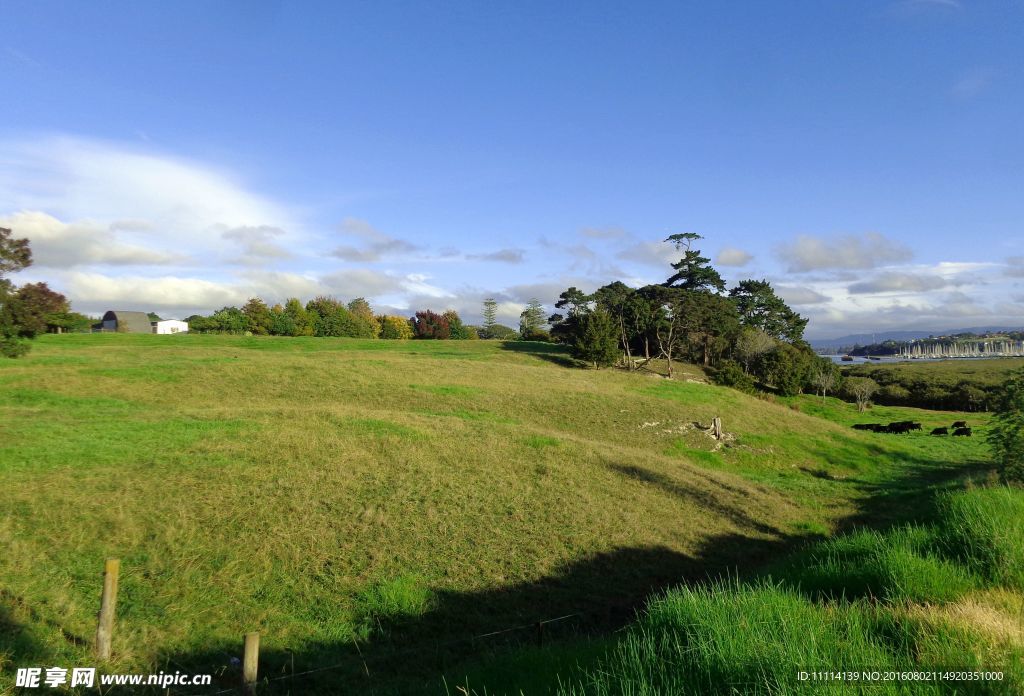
[142,450,999,695]
[499,341,580,368]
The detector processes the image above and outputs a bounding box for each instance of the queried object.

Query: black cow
[931,427,948,436]
[853,424,878,431]
[953,427,972,437]
[888,422,912,434]
[952,420,968,428]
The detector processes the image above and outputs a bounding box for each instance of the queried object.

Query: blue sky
[2,0,1022,338]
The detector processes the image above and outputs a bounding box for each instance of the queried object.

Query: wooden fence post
[95,558,120,660]
[712,417,722,440]
[243,632,260,693]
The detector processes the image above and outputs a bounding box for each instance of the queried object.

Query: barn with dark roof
[100,310,154,333]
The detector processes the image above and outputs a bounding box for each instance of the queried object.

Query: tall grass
[549,487,1024,695]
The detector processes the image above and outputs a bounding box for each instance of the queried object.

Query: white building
[153,320,189,334]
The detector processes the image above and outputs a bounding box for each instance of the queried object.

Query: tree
[638,285,688,378]
[305,296,352,337]
[593,281,637,368]
[519,298,547,340]
[13,282,70,336]
[210,306,247,334]
[411,310,450,339]
[845,377,879,412]
[444,310,470,339]
[664,233,726,292]
[572,309,620,368]
[242,297,273,335]
[285,298,314,336]
[1,227,33,357]
[753,342,814,396]
[809,357,842,402]
[377,315,414,339]
[347,297,380,338]
[728,279,808,342]
[735,327,776,373]
[678,291,740,367]
[988,368,1024,484]
[481,298,498,338]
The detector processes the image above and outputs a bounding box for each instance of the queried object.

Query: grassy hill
[0,334,1005,693]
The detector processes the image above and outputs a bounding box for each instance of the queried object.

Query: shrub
[710,360,755,393]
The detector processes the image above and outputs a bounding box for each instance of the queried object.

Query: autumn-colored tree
[411,310,450,339]
[378,315,414,339]
[13,282,70,336]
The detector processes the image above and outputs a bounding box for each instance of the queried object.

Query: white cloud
[776,285,830,305]
[0,210,185,268]
[716,247,753,267]
[847,272,949,295]
[615,240,677,267]
[776,232,913,273]
[220,225,293,264]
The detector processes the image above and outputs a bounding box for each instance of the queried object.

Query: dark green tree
[679,291,741,366]
[481,298,498,339]
[663,233,726,292]
[572,309,620,368]
[1,227,33,357]
[728,279,808,342]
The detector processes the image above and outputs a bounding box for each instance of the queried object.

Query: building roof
[101,310,153,333]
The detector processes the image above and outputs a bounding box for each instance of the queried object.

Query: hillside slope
[0,335,991,693]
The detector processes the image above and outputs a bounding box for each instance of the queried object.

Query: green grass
[457,487,1024,695]
[0,334,1007,694]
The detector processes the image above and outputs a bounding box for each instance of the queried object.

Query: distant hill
[810,326,1024,352]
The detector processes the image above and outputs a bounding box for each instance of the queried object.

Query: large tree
[519,298,547,340]
[13,282,70,336]
[663,233,726,293]
[481,298,498,338]
[242,297,273,335]
[729,279,807,342]
[1,227,35,356]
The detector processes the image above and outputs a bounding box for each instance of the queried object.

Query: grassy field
[0,334,1007,694]
[842,357,1024,411]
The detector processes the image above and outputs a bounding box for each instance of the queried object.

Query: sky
[1,0,1023,339]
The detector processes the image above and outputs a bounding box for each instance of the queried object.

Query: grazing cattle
[953,427,972,437]
[887,422,912,434]
[909,423,922,431]
[952,420,968,428]
[853,424,878,431]
[931,427,948,436]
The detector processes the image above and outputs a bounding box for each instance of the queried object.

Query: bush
[481,324,518,340]
[710,360,755,393]
[520,328,551,342]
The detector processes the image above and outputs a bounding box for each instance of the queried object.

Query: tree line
[543,233,841,398]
